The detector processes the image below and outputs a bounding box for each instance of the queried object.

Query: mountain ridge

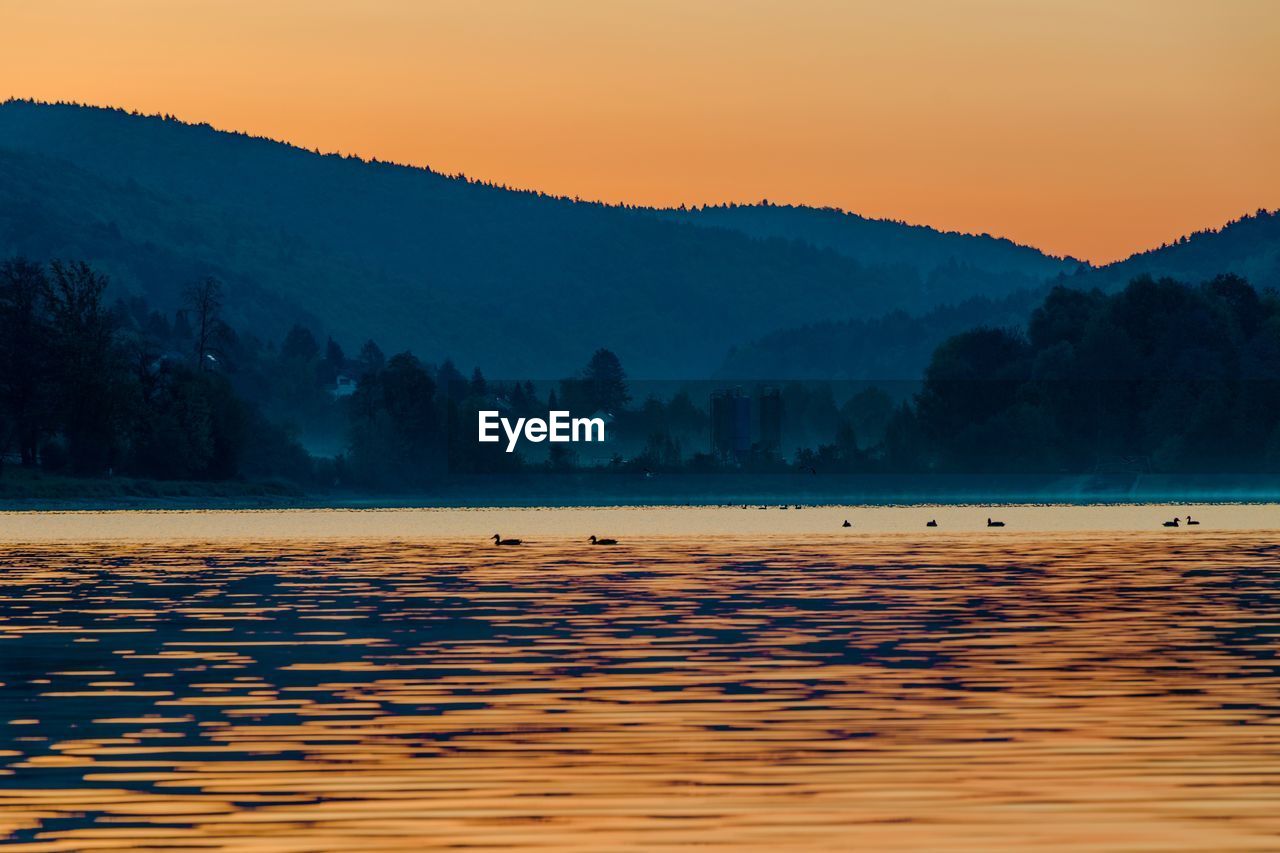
[0,98,1081,261]
[721,208,1280,378]
[3,99,1269,380]
[0,99,1075,377]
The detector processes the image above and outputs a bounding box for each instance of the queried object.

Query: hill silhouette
[1086,209,1280,293]
[718,287,1050,380]
[723,210,1280,378]
[666,202,1079,284]
[0,99,1075,377]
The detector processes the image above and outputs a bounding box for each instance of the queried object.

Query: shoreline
[6,473,1280,513]
[2,502,1275,542]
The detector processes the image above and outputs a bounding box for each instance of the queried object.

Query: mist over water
[1,511,1278,849]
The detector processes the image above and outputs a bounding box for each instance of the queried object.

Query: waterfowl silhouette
[842,520,852,528]
[589,535,618,545]
[1186,515,1200,525]
[987,518,1005,527]
[492,534,523,545]
[926,519,938,527]
[1162,518,1180,528]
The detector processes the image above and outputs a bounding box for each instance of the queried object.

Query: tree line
[0,259,313,481]
[0,256,652,487]
[3,256,1278,486]
[903,274,1280,473]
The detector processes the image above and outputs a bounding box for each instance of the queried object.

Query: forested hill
[721,210,1280,379]
[664,203,1079,282]
[718,287,1052,380]
[1084,209,1280,294]
[0,99,1071,377]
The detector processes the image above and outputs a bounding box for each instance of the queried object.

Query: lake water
[0,507,1278,849]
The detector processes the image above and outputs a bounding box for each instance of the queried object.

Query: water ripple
[0,533,1278,849]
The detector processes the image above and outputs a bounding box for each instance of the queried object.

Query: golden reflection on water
[0,532,1278,850]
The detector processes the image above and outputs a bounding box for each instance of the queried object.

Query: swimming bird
[1186,515,1200,525]
[926,519,938,527]
[492,534,523,545]
[1162,518,1180,528]
[589,535,618,545]
[987,518,1005,527]
[842,520,852,528]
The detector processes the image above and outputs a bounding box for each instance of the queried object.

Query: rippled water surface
[1,524,1279,849]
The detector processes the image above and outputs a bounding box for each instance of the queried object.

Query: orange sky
[2,0,1278,263]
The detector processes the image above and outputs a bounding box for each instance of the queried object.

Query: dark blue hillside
[0,99,1074,376]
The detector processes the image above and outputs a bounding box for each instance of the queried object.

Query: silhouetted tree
[437,359,465,397]
[184,277,223,370]
[358,339,385,374]
[281,324,320,362]
[581,348,629,413]
[317,337,346,386]
[44,260,122,474]
[347,353,442,486]
[0,259,51,466]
